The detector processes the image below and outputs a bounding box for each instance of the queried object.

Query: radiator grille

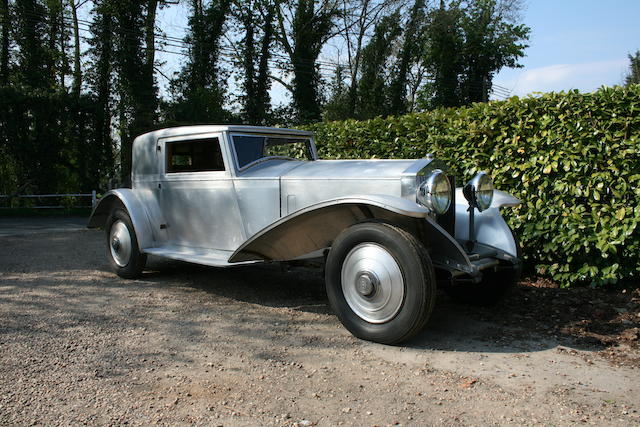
[436,175,456,236]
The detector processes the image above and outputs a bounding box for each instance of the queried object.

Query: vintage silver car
[89,125,522,344]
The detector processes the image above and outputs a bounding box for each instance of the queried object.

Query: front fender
[228,195,475,276]
[454,189,521,257]
[229,195,431,262]
[87,189,156,250]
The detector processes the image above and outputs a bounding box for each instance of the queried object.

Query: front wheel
[106,209,147,279]
[325,222,436,345]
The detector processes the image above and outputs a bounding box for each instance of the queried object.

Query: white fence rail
[0,191,98,209]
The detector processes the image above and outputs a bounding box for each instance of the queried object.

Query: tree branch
[275,0,293,57]
[268,73,293,92]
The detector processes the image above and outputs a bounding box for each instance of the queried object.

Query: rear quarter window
[166,138,225,173]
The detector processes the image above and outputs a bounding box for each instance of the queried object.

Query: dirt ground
[1,227,639,426]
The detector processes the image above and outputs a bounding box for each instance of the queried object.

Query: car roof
[139,125,314,140]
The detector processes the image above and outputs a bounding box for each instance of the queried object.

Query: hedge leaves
[305,85,640,287]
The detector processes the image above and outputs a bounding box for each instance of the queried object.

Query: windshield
[233,135,313,169]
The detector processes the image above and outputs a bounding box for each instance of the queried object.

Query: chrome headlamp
[463,172,494,211]
[417,170,451,214]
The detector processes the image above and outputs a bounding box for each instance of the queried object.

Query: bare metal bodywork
[89,125,520,279]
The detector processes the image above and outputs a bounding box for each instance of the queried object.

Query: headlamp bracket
[463,182,477,253]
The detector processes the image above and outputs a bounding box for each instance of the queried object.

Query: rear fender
[87,189,157,250]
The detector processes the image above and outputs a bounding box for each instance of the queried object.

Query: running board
[143,245,258,267]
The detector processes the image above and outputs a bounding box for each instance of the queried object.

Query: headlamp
[463,172,494,211]
[417,170,451,214]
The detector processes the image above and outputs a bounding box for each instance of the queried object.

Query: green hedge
[305,85,640,287]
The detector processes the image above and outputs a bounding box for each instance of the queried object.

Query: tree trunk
[70,0,81,97]
[47,1,61,87]
[91,4,114,187]
[242,8,256,123]
[389,0,423,115]
[287,0,332,123]
[144,0,157,77]
[59,0,68,87]
[346,0,370,118]
[0,0,9,85]
[119,109,131,187]
[255,5,274,124]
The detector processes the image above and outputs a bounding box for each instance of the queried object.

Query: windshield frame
[229,132,318,173]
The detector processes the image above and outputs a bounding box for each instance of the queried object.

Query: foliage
[110,0,158,185]
[12,0,62,89]
[0,0,10,86]
[277,0,340,124]
[333,0,401,119]
[388,0,424,115]
[165,0,231,125]
[625,50,640,87]
[354,10,401,120]
[419,0,529,108]
[0,86,115,194]
[420,1,464,108]
[0,1,115,195]
[323,64,351,121]
[306,85,640,287]
[86,0,115,186]
[459,0,529,103]
[232,0,274,125]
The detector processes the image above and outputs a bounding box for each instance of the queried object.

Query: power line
[18,8,349,73]
[66,16,340,78]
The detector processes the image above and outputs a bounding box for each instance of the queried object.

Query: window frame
[229,132,317,173]
[159,133,230,179]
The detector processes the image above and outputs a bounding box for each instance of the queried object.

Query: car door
[157,133,247,251]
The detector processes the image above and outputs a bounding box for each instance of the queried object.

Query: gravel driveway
[1,225,638,425]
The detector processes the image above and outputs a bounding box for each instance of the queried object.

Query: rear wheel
[106,209,146,279]
[325,222,436,345]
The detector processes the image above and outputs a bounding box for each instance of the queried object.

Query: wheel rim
[109,220,132,268]
[341,243,404,324]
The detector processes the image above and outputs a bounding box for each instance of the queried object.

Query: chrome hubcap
[341,243,404,324]
[355,271,378,297]
[109,220,132,267]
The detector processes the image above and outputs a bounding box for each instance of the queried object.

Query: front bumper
[435,241,521,284]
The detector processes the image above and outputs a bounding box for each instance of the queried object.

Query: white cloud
[493,59,629,98]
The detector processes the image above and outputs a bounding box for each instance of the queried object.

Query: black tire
[325,222,436,345]
[105,208,147,279]
[445,227,522,306]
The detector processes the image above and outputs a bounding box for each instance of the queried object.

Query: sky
[152,0,640,104]
[492,0,640,98]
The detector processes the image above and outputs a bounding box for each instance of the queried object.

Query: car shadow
[142,256,331,314]
[138,257,621,355]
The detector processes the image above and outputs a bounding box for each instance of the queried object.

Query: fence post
[91,190,97,208]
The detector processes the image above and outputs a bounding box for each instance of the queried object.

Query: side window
[166,138,225,173]
[233,135,264,168]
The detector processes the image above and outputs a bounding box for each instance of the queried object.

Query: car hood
[281,159,430,180]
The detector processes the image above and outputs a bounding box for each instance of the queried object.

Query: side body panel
[156,132,248,251]
[158,178,247,250]
[278,159,415,215]
[233,178,281,237]
[280,178,401,215]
